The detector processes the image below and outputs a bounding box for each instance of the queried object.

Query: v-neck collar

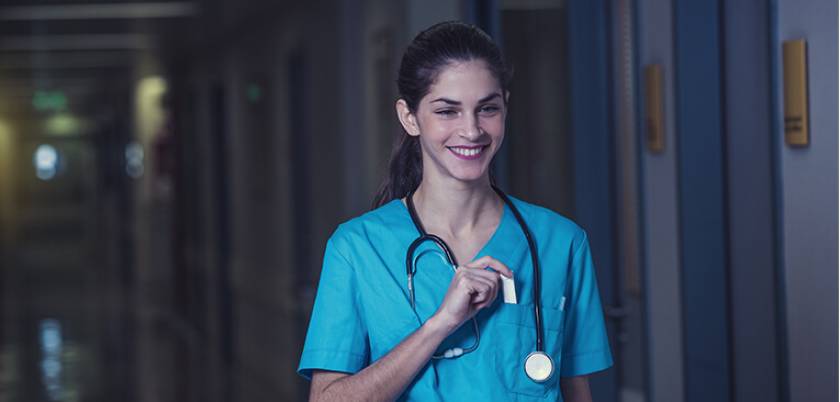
[397,197,511,266]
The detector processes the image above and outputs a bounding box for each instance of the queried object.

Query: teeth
[451,147,483,157]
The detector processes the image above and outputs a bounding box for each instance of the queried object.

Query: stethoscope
[405,185,555,383]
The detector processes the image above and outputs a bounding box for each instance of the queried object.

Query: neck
[410,176,501,237]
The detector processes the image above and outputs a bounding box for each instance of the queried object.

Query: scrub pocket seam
[492,303,565,398]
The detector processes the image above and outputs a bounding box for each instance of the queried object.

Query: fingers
[454,269,499,308]
[456,270,494,296]
[471,284,498,310]
[436,261,505,328]
[467,275,496,305]
[459,256,512,310]
[463,256,514,278]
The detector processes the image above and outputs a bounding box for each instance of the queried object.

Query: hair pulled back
[372,21,511,209]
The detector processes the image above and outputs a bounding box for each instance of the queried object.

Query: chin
[449,168,490,183]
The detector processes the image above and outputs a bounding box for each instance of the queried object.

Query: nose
[461,113,483,141]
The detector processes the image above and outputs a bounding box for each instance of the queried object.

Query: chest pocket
[491,303,565,398]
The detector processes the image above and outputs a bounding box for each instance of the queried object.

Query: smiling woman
[298,21,612,402]
[396,59,505,186]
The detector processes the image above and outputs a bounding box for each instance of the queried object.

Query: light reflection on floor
[1,284,138,402]
[39,319,65,401]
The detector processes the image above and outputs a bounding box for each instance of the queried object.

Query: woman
[298,21,612,401]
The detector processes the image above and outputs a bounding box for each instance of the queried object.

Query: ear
[504,90,510,105]
[395,99,421,137]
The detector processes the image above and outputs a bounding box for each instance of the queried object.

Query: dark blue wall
[673,1,731,401]
[567,1,618,400]
[723,1,782,401]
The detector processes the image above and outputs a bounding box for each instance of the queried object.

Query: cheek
[482,116,506,136]
[420,120,455,142]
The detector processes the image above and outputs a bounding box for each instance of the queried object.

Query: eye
[435,109,458,117]
[478,105,501,115]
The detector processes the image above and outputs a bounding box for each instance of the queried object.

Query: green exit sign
[32,91,67,111]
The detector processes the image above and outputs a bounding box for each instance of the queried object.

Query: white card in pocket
[501,275,517,304]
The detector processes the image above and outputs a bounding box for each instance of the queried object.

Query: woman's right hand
[310,258,513,402]
[429,256,514,334]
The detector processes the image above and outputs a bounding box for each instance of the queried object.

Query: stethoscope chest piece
[524,351,554,383]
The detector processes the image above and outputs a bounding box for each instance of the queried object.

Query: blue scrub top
[298,196,613,401]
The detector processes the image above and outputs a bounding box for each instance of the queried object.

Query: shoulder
[506,195,587,249]
[327,199,407,253]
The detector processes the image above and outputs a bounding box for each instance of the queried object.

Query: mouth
[447,145,489,160]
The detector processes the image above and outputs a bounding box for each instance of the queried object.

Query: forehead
[426,60,502,100]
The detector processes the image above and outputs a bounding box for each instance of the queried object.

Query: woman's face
[402,60,506,186]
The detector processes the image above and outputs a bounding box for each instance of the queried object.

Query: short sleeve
[297,234,370,380]
[560,231,614,377]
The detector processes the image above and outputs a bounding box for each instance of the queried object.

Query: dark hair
[371,21,511,209]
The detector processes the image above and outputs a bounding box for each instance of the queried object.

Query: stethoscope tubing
[494,188,546,353]
[405,185,546,354]
[405,233,454,309]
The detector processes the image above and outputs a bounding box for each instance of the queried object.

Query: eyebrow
[429,93,502,105]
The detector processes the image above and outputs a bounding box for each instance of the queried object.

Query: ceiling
[0,1,208,121]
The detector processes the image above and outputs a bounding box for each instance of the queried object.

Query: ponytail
[372,134,422,209]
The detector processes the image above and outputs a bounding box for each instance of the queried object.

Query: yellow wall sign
[782,39,809,147]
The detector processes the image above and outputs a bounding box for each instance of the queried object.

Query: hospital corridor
[0,0,836,401]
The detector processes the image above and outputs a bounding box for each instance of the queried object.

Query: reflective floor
[0,270,220,402]
[2,275,136,402]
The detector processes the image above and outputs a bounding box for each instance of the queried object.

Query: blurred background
[0,0,836,401]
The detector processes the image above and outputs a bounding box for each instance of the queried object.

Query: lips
[447,145,488,160]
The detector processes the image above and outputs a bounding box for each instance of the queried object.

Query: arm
[309,314,451,402]
[308,256,513,402]
[560,376,591,402]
